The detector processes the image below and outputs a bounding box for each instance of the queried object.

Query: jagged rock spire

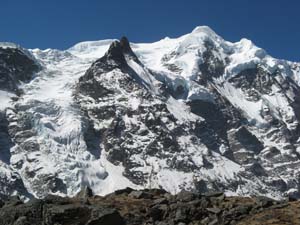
[105,40,126,63]
[120,36,131,52]
[105,36,139,65]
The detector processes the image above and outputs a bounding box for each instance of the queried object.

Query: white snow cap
[0,42,19,49]
[192,26,223,39]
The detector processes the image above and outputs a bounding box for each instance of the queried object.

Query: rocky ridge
[0,188,299,225]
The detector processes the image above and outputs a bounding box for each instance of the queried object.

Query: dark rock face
[0,46,40,93]
[0,112,12,164]
[0,189,295,225]
[227,126,264,164]
[198,41,226,81]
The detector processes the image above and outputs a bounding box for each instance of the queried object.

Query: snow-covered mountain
[0,26,300,200]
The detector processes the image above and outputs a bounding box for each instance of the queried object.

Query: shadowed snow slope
[0,26,300,200]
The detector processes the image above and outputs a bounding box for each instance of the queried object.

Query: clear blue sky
[0,0,299,61]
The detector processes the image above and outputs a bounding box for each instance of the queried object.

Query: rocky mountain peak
[105,40,126,62]
[0,45,40,94]
[119,36,131,52]
[104,36,140,66]
[1,26,300,202]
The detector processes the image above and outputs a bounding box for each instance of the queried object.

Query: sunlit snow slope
[1,26,300,200]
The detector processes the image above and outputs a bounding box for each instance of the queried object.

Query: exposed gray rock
[129,190,153,199]
[0,46,40,93]
[0,189,295,225]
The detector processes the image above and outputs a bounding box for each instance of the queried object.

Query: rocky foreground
[0,188,300,225]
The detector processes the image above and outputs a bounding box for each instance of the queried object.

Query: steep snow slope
[6,47,144,197]
[0,26,300,200]
[68,39,115,60]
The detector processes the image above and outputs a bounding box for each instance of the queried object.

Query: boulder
[129,190,153,199]
[86,208,125,225]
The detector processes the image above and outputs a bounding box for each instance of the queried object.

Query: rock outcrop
[0,188,298,225]
[0,44,40,93]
